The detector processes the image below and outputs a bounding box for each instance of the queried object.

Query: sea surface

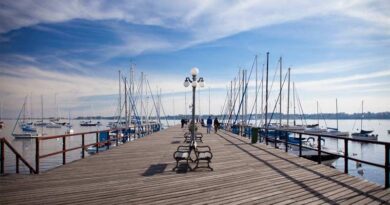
[1,119,389,186]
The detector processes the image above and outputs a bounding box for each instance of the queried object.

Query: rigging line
[318,104,328,128]
[227,75,242,124]
[295,89,307,126]
[266,69,288,126]
[234,56,256,124]
[146,79,162,125]
[248,76,264,125]
[220,88,230,123]
[267,58,281,100]
[158,93,170,127]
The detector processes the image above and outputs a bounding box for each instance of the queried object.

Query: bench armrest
[196,145,211,152]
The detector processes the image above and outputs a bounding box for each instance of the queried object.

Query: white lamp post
[184,67,205,142]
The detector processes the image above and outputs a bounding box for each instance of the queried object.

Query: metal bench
[183,132,203,143]
[172,145,193,171]
[194,145,213,171]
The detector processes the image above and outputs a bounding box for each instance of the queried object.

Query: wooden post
[107,131,110,150]
[285,132,288,152]
[16,156,19,174]
[317,136,322,164]
[344,138,348,174]
[274,133,277,148]
[116,131,119,146]
[385,144,389,189]
[299,133,302,157]
[35,138,40,174]
[1,139,4,174]
[62,136,66,165]
[81,134,85,159]
[96,133,99,153]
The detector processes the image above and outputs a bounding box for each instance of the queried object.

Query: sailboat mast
[336,98,338,130]
[293,82,296,126]
[255,55,258,126]
[287,67,291,126]
[361,100,363,131]
[124,77,128,128]
[140,72,144,125]
[317,100,319,125]
[260,64,264,126]
[265,52,269,129]
[118,70,121,123]
[279,57,282,126]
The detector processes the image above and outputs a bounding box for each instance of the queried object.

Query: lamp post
[184,67,205,142]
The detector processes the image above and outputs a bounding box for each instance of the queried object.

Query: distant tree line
[72,112,390,120]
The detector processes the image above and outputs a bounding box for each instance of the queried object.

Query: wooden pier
[1,126,389,204]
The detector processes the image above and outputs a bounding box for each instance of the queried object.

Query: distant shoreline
[3,112,390,120]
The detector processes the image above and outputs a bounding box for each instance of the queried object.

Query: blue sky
[0,0,389,118]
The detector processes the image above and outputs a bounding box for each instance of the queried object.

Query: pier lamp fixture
[184,67,205,142]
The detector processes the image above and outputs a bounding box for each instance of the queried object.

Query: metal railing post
[274,131,277,148]
[344,138,348,174]
[16,156,19,174]
[285,132,288,152]
[35,138,40,174]
[81,134,85,159]
[318,136,322,164]
[96,133,99,153]
[1,139,4,174]
[299,133,302,157]
[385,144,389,189]
[62,136,66,165]
[116,131,119,146]
[107,131,110,150]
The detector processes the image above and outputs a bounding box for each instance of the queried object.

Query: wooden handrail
[34,123,161,174]
[0,138,36,174]
[222,124,390,189]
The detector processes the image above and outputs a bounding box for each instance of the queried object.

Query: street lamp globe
[198,77,205,87]
[191,81,197,87]
[183,78,190,87]
[191,67,199,76]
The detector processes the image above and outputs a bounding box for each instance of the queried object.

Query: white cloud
[293,57,384,75]
[1,0,388,49]
[296,69,390,89]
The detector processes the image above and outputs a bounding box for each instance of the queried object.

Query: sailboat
[12,97,38,138]
[351,101,378,141]
[34,95,47,126]
[325,99,349,136]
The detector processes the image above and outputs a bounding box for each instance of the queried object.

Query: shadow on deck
[1,125,389,204]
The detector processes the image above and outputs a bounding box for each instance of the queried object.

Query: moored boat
[80,120,101,126]
[351,130,378,141]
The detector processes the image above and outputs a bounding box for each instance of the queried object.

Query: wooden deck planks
[1,125,389,204]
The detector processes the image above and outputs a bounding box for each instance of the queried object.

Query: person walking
[206,116,212,134]
[214,117,220,133]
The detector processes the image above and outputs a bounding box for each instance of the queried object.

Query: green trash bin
[251,127,258,144]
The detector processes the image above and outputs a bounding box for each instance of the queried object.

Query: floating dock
[1,126,389,204]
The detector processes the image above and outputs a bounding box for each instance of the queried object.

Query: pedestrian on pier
[214,117,220,133]
[181,119,185,128]
[206,116,212,134]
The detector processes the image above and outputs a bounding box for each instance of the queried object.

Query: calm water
[1,119,389,186]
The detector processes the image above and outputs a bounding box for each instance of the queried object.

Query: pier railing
[1,123,161,175]
[1,137,36,174]
[222,123,390,189]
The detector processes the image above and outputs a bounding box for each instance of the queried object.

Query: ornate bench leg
[172,160,179,171]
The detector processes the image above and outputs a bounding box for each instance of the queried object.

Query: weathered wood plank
[1,125,389,205]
